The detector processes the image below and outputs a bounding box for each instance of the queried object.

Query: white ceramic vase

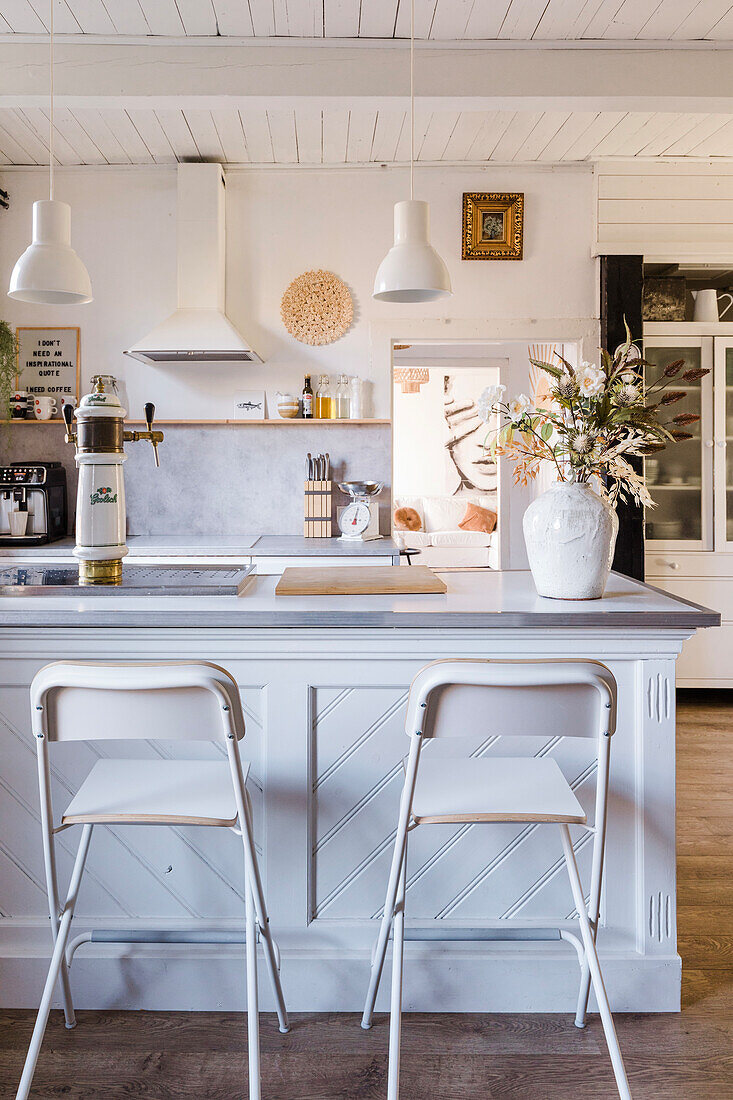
[522,481,619,600]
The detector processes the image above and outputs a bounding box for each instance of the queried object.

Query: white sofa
[392,494,499,569]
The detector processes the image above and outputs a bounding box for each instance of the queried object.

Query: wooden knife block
[304,480,332,538]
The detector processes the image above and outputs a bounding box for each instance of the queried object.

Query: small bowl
[275,393,300,419]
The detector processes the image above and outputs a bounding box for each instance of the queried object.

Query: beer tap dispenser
[63,375,164,584]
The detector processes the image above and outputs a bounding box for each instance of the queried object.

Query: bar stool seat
[62,759,245,827]
[412,755,586,825]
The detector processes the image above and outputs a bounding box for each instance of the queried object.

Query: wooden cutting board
[275,565,447,596]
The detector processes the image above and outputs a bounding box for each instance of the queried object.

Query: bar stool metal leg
[38,741,76,1030]
[245,868,261,1100]
[16,825,93,1100]
[560,824,632,1100]
[387,836,408,1100]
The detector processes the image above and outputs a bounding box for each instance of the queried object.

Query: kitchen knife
[325,453,330,481]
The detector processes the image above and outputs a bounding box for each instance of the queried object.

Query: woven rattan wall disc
[280,270,353,346]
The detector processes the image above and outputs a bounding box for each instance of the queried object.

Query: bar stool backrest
[30,661,245,744]
[405,659,616,744]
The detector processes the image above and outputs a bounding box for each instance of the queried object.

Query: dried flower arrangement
[280,270,353,346]
[479,324,709,506]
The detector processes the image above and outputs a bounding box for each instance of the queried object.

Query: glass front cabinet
[643,331,733,553]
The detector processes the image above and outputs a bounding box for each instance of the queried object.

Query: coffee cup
[9,511,29,538]
[34,396,58,421]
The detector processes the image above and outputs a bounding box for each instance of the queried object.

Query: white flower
[507,393,532,422]
[477,383,506,422]
[576,361,606,399]
[614,383,640,408]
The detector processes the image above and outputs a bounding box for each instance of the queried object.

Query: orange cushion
[458,502,497,534]
[394,506,423,532]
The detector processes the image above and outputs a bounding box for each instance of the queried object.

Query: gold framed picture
[462,192,524,260]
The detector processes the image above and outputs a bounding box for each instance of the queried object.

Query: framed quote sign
[16,327,80,413]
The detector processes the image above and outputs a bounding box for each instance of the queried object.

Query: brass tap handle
[62,402,77,445]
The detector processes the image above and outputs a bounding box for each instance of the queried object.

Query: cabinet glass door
[643,339,713,550]
[714,338,733,548]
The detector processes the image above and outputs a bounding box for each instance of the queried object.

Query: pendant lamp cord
[410,0,414,201]
[49,0,54,201]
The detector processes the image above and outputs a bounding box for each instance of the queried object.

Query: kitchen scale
[337,481,383,542]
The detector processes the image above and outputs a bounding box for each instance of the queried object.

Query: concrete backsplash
[4,422,392,537]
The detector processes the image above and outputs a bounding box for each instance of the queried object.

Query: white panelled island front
[0,569,717,1015]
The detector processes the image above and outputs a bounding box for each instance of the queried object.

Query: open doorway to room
[391,339,582,569]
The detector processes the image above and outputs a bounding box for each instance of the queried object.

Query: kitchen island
[0,570,717,1015]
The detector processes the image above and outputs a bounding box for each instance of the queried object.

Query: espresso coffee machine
[0,462,68,546]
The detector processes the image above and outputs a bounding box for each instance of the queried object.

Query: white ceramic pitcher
[692,289,720,322]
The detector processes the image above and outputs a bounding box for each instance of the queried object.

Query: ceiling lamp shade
[7,0,92,306]
[394,366,429,394]
[373,201,451,303]
[8,200,92,305]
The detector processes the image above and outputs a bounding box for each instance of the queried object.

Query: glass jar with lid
[336,375,351,419]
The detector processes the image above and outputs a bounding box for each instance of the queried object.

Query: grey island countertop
[0,569,719,630]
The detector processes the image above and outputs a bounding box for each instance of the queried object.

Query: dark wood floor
[1,690,731,1098]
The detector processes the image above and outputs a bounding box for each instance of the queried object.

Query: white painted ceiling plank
[267,109,298,162]
[54,105,112,162]
[533,0,599,40]
[536,111,600,160]
[429,0,473,40]
[370,108,406,161]
[295,109,323,162]
[466,111,515,160]
[634,0,704,39]
[581,0,630,39]
[28,0,81,32]
[0,108,49,162]
[393,105,431,161]
[153,109,199,159]
[212,1,255,35]
[417,111,460,160]
[595,0,665,40]
[2,0,48,32]
[272,0,288,36]
[622,112,686,156]
[0,147,12,164]
[707,7,733,37]
[394,0,438,38]
[673,0,733,39]
[512,110,572,160]
[240,110,274,161]
[17,106,80,163]
[491,110,544,161]
[359,0,399,38]
[561,110,626,160]
[322,108,349,162]
[175,0,218,35]
[105,0,150,35]
[638,113,711,156]
[590,111,654,156]
[127,108,178,162]
[139,0,184,35]
[441,111,488,160]
[210,108,249,161]
[0,118,40,163]
[183,109,225,160]
[67,107,130,162]
[98,108,155,161]
[663,113,733,155]
[285,0,323,36]
[346,108,377,161]
[324,0,360,37]
[63,0,115,34]
[498,0,553,39]
[463,1,513,39]
[689,118,733,156]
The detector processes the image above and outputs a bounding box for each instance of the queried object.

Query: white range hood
[125,163,261,365]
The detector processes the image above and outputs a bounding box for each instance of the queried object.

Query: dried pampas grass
[280,270,353,346]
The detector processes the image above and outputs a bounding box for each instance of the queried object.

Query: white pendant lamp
[373,0,451,304]
[8,1,92,305]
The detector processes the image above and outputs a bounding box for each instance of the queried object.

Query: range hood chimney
[125,163,261,364]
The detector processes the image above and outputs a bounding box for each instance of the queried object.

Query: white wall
[0,163,597,420]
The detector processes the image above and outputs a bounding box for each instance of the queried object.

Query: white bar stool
[361,658,632,1100]
[17,660,289,1100]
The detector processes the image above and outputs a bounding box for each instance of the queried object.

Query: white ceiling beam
[3,42,733,113]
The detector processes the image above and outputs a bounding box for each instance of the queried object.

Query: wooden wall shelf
[1,418,390,427]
